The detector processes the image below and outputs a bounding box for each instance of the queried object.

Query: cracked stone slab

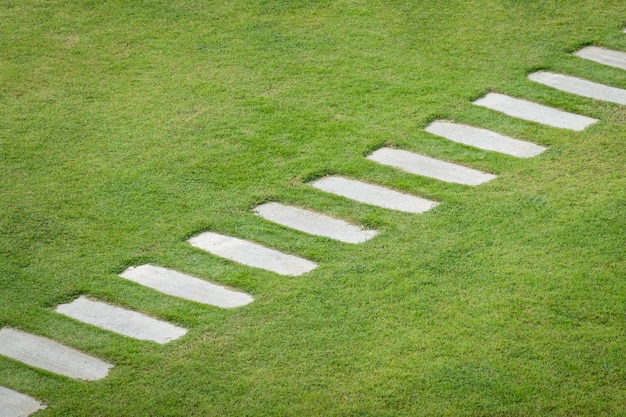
[119,264,253,308]
[310,176,438,213]
[473,92,598,131]
[188,233,318,276]
[0,328,112,381]
[0,386,45,417]
[56,296,187,344]
[367,148,496,185]
[253,202,377,244]
[575,46,626,70]
[529,71,626,105]
[425,121,546,158]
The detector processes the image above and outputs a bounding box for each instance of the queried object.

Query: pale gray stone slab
[425,121,546,158]
[188,233,318,276]
[367,148,496,185]
[119,264,253,308]
[310,176,438,213]
[473,93,598,131]
[55,296,187,344]
[0,328,112,381]
[529,71,626,105]
[575,46,626,70]
[253,202,377,244]
[0,386,45,417]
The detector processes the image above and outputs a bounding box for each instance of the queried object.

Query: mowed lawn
[1,1,625,415]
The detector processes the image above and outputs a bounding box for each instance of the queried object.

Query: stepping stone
[310,176,438,213]
[253,202,377,244]
[188,233,318,276]
[0,386,45,417]
[425,121,546,158]
[55,296,187,344]
[119,264,253,308]
[473,92,598,131]
[528,71,626,105]
[367,147,496,185]
[574,46,626,70]
[0,328,112,381]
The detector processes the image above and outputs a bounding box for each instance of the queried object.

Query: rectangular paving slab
[367,147,496,185]
[425,121,546,158]
[574,46,626,70]
[55,296,187,344]
[473,92,598,131]
[119,264,253,308]
[528,71,626,105]
[0,386,45,417]
[0,328,113,381]
[310,176,438,213]
[253,202,377,244]
[188,232,318,276]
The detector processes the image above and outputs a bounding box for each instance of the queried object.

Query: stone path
[425,121,546,158]
[119,264,254,308]
[188,232,318,276]
[575,46,626,70]
[55,296,187,344]
[310,176,439,213]
[0,386,45,417]
[253,202,377,243]
[0,328,112,381]
[473,92,598,131]
[528,71,626,105]
[367,147,497,185]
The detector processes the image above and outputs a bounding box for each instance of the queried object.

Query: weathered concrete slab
[119,264,253,308]
[367,148,496,185]
[253,202,377,244]
[310,176,438,213]
[575,46,626,70]
[56,296,187,344]
[0,328,112,381]
[473,92,598,131]
[529,71,626,105]
[425,121,546,158]
[0,386,45,417]
[188,233,317,276]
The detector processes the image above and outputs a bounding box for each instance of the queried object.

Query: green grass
[1,0,625,415]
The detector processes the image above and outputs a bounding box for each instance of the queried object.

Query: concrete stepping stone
[55,296,187,344]
[188,232,318,276]
[425,121,546,158]
[473,92,598,131]
[119,264,253,308]
[310,176,438,213]
[367,147,496,185]
[0,386,45,417]
[253,202,377,244]
[0,328,112,381]
[574,46,626,70]
[528,71,626,105]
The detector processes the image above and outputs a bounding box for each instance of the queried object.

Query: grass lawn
[1,1,625,415]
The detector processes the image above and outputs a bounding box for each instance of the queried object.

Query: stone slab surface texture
[529,71,626,105]
[55,296,187,344]
[473,92,598,131]
[0,386,45,417]
[253,202,377,244]
[119,264,253,308]
[367,147,496,185]
[425,121,546,158]
[0,328,112,381]
[575,46,626,70]
[310,176,439,213]
[188,232,318,276]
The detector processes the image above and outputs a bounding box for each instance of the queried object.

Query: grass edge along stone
[528,71,626,105]
[0,385,46,417]
[574,46,626,70]
[0,328,113,381]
